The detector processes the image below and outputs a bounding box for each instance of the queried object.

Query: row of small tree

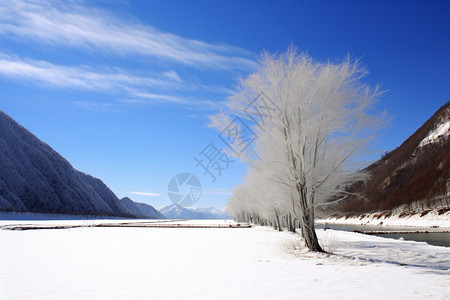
[211,46,384,252]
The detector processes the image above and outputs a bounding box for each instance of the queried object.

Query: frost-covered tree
[215,46,384,252]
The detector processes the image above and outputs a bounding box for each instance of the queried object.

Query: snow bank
[318,209,450,228]
[0,220,448,299]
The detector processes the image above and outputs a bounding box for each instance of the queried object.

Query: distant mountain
[160,204,232,219]
[189,206,232,219]
[0,110,162,219]
[336,102,450,215]
[121,197,165,219]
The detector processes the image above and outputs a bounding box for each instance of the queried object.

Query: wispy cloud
[0,53,228,109]
[0,0,253,111]
[163,70,182,82]
[130,192,161,197]
[0,0,256,70]
[125,91,186,104]
[0,53,170,92]
[74,101,123,113]
[122,92,221,109]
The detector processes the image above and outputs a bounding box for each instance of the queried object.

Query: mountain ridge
[160,203,232,219]
[335,102,450,215]
[0,110,162,219]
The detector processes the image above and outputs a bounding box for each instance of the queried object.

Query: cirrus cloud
[130,192,161,197]
[0,0,257,70]
[0,0,256,112]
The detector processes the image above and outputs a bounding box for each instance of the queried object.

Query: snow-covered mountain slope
[419,120,450,147]
[0,110,162,219]
[189,206,232,219]
[337,102,450,215]
[160,204,207,219]
[160,204,232,219]
[121,197,165,219]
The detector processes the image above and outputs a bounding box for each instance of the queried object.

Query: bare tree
[216,46,384,252]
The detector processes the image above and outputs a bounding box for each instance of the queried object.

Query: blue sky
[1,0,449,209]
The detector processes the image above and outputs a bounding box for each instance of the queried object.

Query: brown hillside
[336,102,450,214]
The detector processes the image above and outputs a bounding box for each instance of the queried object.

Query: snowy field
[1,220,449,300]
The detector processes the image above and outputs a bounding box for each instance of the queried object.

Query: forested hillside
[335,103,450,215]
[0,110,162,219]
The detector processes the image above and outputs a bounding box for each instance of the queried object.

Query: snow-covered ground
[318,209,450,228]
[1,220,449,299]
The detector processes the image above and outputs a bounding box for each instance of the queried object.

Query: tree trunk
[299,212,323,252]
[297,186,324,252]
[275,211,282,232]
[288,213,296,233]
